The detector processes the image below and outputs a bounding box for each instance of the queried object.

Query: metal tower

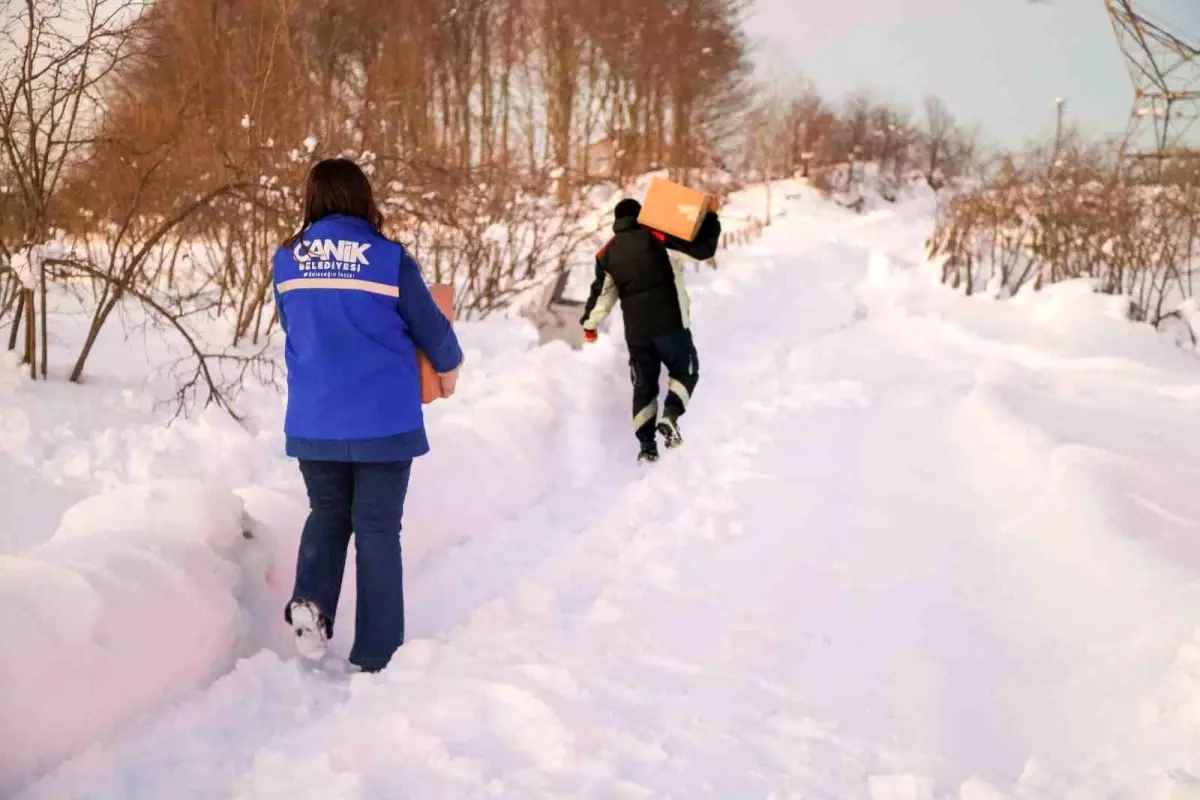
[1105,0,1200,160]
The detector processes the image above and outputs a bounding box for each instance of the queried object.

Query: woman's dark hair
[285,158,383,246]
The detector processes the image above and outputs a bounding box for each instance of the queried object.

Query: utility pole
[1054,98,1065,153]
[1050,97,1066,177]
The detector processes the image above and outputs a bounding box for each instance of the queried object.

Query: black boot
[637,442,660,464]
[657,414,683,449]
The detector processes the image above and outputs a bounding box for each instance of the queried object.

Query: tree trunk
[24,289,36,378]
[8,290,25,352]
[69,293,122,383]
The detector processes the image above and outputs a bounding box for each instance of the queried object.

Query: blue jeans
[291,459,412,670]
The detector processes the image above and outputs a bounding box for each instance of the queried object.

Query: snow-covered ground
[3,183,1200,798]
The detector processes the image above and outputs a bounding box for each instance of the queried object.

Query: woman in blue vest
[273,158,463,673]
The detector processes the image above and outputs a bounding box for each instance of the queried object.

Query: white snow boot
[287,599,329,661]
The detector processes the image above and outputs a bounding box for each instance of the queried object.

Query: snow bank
[0,365,279,553]
[1,304,632,789]
[857,248,1190,371]
[0,480,264,790]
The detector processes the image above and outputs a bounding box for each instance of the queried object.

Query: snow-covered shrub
[927,136,1200,339]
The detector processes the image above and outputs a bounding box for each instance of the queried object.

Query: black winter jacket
[580,211,721,343]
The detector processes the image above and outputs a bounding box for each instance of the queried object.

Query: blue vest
[272,214,462,462]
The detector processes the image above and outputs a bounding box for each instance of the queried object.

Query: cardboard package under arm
[636,177,713,242]
[417,283,455,404]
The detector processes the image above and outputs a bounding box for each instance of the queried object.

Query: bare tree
[920,95,958,189]
[0,0,146,377]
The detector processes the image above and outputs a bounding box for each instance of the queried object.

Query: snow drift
[0,318,635,792]
[0,481,260,788]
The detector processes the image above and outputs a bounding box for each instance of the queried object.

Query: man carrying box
[580,195,721,464]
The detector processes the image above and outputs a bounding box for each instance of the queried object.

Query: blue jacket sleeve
[396,249,463,373]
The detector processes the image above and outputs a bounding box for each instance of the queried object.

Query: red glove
[583,329,598,344]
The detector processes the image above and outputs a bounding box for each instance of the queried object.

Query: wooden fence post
[23,288,36,378]
[39,259,47,378]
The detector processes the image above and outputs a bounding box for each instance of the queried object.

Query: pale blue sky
[745,0,1199,148]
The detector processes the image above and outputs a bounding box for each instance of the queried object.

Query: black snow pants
[628,328,699,448]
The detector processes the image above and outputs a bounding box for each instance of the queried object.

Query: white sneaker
[288,600,329,661]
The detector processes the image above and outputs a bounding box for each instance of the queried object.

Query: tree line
[0,0,989,417]
[0,0,749,408]
[741,73,981,205]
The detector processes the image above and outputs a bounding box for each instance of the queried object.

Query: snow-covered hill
[3,184,1200,798]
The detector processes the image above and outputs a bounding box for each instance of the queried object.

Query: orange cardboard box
[637,177,713,242]
[417,284,455,404]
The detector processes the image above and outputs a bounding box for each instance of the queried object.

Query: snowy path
[16,199,1200,799]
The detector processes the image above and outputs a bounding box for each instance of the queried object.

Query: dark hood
[613,216,641,234]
